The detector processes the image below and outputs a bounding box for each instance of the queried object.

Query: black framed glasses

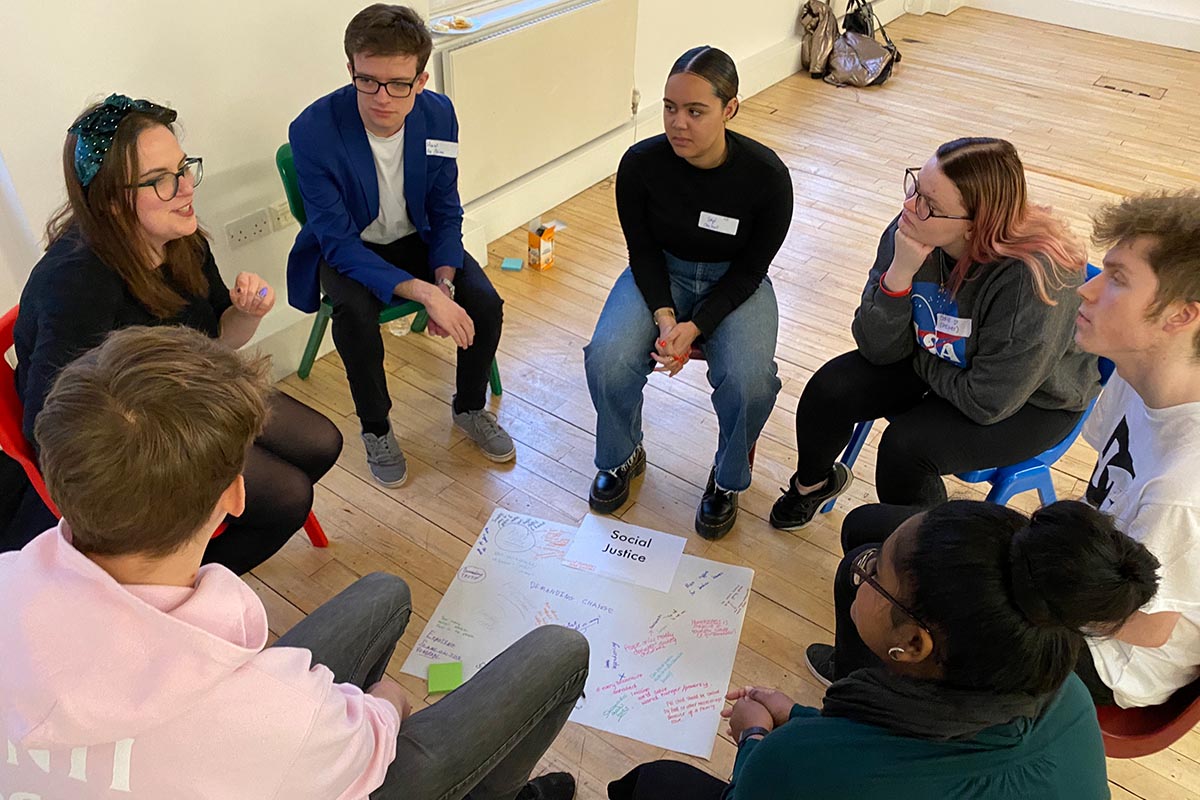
[904,168,970,221]
[133,157,203,201]
[850,547,932,632]
[352,74,418,99]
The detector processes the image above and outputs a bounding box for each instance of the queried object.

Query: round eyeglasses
[132,157,203,202]
[903,168,970,222]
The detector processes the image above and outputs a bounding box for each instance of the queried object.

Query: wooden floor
[258,9,1200,799]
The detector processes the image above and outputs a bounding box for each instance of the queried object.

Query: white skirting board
[962,0,1200,51]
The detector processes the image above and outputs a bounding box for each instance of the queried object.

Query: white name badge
[698,211,739,236]
[426,139,459,158]
[935,313,973,338]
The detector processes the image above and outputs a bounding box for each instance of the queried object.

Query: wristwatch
[438,277,456,300]
[738,726,770,747]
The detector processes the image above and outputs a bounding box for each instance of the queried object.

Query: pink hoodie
[0,525,400,799]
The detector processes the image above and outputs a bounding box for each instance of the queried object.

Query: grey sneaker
[361,424,408,487]
[453,405,515,462]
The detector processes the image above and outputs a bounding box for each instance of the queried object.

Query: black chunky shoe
[768,463,853,530]
[589,444,646,513]
[695,468,739,540]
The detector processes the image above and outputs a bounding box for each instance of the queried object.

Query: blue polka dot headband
[68,93,177,187]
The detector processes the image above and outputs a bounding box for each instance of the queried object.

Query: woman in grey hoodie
[771,137,1099,529]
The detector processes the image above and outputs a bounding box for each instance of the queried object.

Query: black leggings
[201,392,342,574]
[1,392,341,574]
[832,502,1119,705]
[794,351,1082,507]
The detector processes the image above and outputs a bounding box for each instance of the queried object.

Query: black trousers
[793,350,1082,507]
[319,234,503,425]
[608,760,727,800]
[832,501,1119,706]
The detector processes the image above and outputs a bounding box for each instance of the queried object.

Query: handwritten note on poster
[401,509,754,758]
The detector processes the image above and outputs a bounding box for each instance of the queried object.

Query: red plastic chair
[0,306,59,516]
[1096,677,1200,758]
[1,305,327,548]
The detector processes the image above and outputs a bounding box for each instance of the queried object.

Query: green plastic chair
[275,143,501,395]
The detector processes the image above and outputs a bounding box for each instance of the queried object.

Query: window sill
[431,0,582,48]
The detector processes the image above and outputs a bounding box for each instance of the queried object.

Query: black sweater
[615,131,793,334]
[14,229,231,445]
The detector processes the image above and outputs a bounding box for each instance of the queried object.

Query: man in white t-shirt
[289,5,515,487]
[1073,190,1200,708]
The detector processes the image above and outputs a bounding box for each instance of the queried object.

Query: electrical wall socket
[269,199,296,231]
[225,209,271,248]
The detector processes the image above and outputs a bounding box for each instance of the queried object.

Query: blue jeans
[583,255,782,492]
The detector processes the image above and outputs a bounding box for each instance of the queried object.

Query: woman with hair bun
[610,499,1159,800]
[583,46,794,540]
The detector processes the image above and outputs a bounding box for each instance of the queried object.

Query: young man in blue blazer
[288,4,513,487]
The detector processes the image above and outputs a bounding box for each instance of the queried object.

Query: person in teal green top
[609,500,1160,800]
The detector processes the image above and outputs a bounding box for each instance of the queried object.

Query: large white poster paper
[401,509,754,758]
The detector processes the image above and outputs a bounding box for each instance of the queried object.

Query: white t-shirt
[360,126,416,245]
[1084,373,1200,708]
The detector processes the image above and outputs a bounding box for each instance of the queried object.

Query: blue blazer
[287,85,465,313]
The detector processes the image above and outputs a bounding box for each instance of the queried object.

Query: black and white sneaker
[768,463,853,530]
[805,643,836,688]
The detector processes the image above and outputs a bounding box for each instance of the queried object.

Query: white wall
[0,148,38,308]
[632,0,804,104]
[0,0,431,345]
[1096,0,1197,17]
[958,0,1200,51]
[0,0,900,374]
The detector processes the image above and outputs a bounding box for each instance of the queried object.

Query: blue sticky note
[501,257,523,271]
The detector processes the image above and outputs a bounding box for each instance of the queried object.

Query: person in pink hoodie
[0,325,587,799]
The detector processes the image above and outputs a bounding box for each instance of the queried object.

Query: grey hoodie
[851,220,1099,425]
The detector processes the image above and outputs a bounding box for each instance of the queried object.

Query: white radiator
[441,0,637,204]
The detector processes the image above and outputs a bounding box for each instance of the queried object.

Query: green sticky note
[428,661,463,694]
[501,257,523,271]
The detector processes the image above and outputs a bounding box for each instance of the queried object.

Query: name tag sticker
[426,139,459,158]
[935,313,973,338]
[698,211,739,236]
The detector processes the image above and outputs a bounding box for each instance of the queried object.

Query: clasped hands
[652,312,700,378]
[721,685,795,741]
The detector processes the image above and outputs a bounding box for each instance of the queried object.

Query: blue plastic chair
[822,264,1107,513]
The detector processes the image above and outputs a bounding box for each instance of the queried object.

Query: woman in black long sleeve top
[2,94,342,574]
[583,47,794,540]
